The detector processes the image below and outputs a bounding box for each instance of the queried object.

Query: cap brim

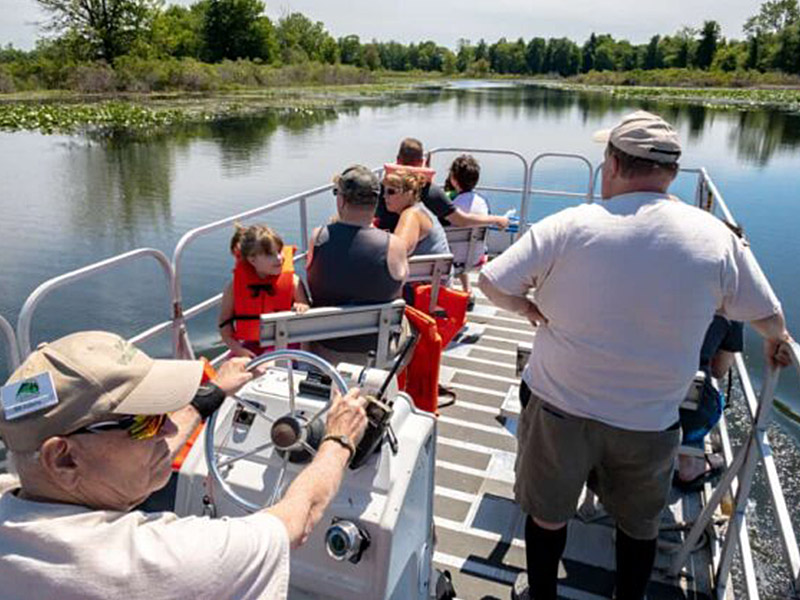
[113,359,204,415]
[592,128,612,143]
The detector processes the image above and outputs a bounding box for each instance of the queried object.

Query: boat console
[174,304,438,600]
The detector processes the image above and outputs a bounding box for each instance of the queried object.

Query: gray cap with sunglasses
[335,164,380,206]
[0,331,203,452]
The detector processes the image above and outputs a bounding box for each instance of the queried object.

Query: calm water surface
[1,82,800,595]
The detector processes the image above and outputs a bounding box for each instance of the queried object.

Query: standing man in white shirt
[0,330,368,600]
[479,111,793,600]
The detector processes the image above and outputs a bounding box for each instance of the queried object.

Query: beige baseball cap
[0,331,203,452]
[593,110,682,164]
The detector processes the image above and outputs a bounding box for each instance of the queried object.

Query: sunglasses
[384,187,401,196]
[70,414,168,441]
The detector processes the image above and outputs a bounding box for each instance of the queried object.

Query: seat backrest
[445,226,490,274]
[407,253,453,312]
[260,299,406,367]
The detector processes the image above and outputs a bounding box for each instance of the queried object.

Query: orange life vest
[232,245,295,342]
[172,358,217,472]
[413,284,469,348]
[383,163,436,184]
[400,305,442,414]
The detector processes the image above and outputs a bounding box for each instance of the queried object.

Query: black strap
[190,383,226,421]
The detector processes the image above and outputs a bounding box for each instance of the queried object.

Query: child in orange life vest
[219,224,310,358]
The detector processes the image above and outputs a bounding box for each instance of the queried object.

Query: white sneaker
[510,572,530,600]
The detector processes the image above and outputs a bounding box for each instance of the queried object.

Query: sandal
[673,455,725,493]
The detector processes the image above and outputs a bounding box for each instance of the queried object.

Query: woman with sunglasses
[383,169,450,258]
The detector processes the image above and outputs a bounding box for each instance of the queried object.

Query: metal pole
[0,315,20,372]
[715,366,780,598]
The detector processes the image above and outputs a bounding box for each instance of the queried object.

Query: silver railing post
[526,153,595,236]
[1,315,20,372]
[299,196,310,255]
[714,365,780,598]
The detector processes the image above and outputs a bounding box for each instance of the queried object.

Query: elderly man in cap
[307,164,409,363]
[0,331,368,600]
[479,111,792,600]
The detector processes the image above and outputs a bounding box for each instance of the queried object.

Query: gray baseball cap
[0,331,203,452]
[335,165,380,205]
[593,110,682,164]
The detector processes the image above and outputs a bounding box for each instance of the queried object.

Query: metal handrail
[16,248,174,358]
[0,315,20,372]
[428,147,530,239]
[527,152,594,210]
[669,341,800,599]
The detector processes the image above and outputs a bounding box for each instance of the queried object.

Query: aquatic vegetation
[539,81,800,112]
[0,102,191,134]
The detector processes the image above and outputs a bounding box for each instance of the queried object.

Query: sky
[0,0,760,50]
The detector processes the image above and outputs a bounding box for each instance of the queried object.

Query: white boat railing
[15,248,174,358]
[669,341,800,600]
[0,315,19,373]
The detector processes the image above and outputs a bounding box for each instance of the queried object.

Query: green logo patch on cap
[1,372,59,421]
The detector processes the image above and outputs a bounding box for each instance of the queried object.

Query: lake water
[1,82,800,595]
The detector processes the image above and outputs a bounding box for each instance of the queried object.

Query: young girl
[219,224,310,358]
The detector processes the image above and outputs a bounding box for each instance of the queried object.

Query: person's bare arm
[750,312,794,368]
[267,389,368,548]
[448,208,509,230]
[219,281,255,358]
[478,272,547,327]
[167,357,254,459]
[293,275,310,313]
[394,209,423,255]
[386,234,409,282]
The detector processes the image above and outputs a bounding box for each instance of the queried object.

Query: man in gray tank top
[307,165,408,358]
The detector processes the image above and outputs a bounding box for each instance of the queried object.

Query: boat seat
[444,226,489,275]
[259,299,406,369]
[407,253,454,313]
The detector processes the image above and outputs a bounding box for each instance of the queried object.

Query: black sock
[615,527,657,600]
[524,516,567,600]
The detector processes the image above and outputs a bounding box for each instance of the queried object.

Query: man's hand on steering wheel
[325,389,369,447]
[212,357,255,395]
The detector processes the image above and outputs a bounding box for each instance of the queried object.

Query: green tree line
[1,0,798,92]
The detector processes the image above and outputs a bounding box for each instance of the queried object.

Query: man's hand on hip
[523,301,548,327]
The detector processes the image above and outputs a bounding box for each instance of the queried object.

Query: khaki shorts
[515,383,680,539]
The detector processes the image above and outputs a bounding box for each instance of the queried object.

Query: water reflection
[436,85,800,165]
[66,88,800,244]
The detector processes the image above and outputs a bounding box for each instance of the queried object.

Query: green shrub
[0,66,15,93]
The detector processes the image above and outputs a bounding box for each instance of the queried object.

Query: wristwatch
[321,434,356,464]
[190,382,226,421]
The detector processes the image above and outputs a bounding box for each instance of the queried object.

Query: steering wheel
[205,349,348,513]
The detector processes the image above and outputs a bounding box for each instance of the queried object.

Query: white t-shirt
[482,192,781,431]
[0,485,290,600]
[451,191,489,266]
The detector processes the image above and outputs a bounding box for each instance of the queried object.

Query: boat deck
[431,280,717,600]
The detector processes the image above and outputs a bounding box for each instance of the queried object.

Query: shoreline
[2,75,800,135]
